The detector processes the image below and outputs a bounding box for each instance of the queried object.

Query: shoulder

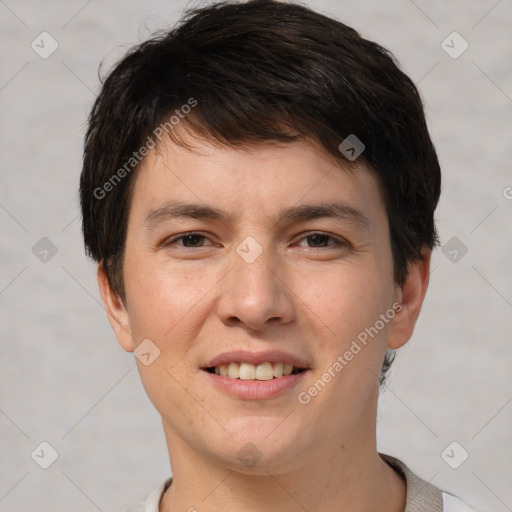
[380,453,481,512]
[442,492,480,512]
[121,478,172,512]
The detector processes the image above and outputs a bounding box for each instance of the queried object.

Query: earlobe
[387,247,431,350]
[97,264,134,352]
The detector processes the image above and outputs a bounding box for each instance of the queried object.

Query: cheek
[301,261,393,342]
[123,251,216,341]
[122,255,212,416]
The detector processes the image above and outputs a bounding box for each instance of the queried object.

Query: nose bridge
[217,234,293,329]
[235,235,277,288]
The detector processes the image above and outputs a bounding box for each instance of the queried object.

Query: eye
[296,232,346,248]
[163,231,347,250]
[164,232,213,248]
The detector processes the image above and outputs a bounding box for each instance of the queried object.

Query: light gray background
[1,1,511,511]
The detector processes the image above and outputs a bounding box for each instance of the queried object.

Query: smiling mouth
[203,362,308,381]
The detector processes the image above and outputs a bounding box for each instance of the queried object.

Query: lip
[202,370,309,400]
[202,349,310,370]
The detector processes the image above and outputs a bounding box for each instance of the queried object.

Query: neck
[160,426,405,512]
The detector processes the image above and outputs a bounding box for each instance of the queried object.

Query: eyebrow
[144,200,371,231]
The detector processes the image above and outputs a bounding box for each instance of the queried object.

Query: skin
[98,130,430,512]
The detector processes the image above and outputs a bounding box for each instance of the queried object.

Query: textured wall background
[0,1,511,511]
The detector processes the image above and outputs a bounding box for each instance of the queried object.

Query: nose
[216,239,295,331]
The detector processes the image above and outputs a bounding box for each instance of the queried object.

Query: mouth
[202,362,307,380]
[200,350,311,400]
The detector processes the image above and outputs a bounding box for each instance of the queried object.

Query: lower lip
[202,370,308,400]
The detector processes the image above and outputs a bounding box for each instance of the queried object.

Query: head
[80,0,440,473]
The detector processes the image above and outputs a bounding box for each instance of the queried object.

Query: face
[100,132,424,475]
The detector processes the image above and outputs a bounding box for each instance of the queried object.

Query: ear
[97,264,134,352]
[387,247,431,350]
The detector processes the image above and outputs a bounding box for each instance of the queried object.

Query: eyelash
[163,231,347,250]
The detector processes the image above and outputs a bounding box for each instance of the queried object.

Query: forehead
[128,133,387,232]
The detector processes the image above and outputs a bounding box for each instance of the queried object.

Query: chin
[211,420,305,468]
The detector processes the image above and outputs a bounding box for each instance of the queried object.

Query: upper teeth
[214,362,296,380]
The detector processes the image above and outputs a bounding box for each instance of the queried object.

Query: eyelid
[294,231,348,248]
[163,231,214,247]
[164,230,347,249]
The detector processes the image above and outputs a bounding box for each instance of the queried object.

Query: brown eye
[297,232,345,248]
[165,232,212,248]
[180,234,206,247]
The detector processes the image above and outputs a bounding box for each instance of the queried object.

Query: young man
[80,1,479,510]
